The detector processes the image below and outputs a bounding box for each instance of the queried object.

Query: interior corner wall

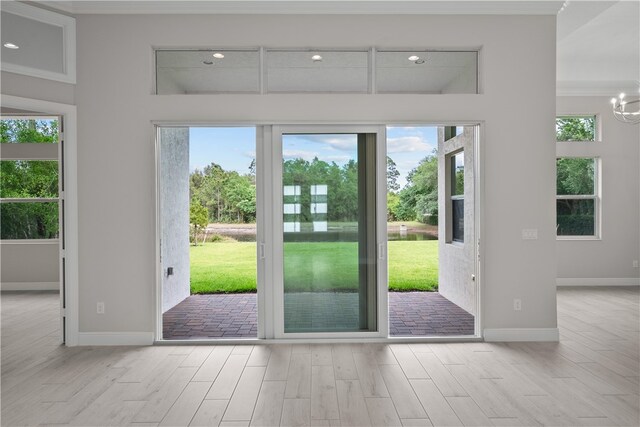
[75,13,557,335]
[160,128,190,313]
[556,96,640,282]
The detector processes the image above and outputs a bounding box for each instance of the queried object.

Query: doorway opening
[160,127,258,340]
[0,113,66,343]
[386,125,477,337]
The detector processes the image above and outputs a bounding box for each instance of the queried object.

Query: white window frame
[556,157,600,240]
[0,117,61,242]
[1,2,76,84]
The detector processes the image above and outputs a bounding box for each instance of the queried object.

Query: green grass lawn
[190,240,438,293]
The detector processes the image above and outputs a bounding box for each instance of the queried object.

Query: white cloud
[387,136,434,154]
[243,150,256,159]
[297,134,357,152]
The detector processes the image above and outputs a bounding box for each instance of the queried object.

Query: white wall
[1,71,75,105]
[0,241,59,290]
[556,96,640,284]
[74,13,557,337]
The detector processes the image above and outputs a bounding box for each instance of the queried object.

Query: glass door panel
[282,133,377,333]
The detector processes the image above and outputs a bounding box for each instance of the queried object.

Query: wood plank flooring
[1,287,638,426]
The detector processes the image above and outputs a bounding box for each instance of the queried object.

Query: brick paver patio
[163,291,474,339]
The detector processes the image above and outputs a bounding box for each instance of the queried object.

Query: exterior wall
[0,241,59,290]
[74,14,557,335]
[556,96,640,283]
[160,128,190,312]
[438,127,476,316]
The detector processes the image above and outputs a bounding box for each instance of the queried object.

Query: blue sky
[189,126,437,188]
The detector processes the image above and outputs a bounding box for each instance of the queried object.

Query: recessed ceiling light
[414,59,425,64]
[311,54,323,62]
[3,42,19,49]
[203,60,213,65]
[212,52,225,59]
[408,55,420,61]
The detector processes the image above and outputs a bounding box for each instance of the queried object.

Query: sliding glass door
[272,126,387,337]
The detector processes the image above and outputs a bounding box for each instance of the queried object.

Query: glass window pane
[451,152,464,196]
[376,51,477,94]
[1,161,59,198]
[1,11,64,74]
[556,158,595,196]
[1,119,58,143]
[452,199,464,242]
[556,116,596,141]
[0,202,59,239]
[267,50,369,93]
[282,133,376,333]
[557,199,595,236]
[156,50,260,94]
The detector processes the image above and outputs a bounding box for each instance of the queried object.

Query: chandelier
[611,93,640,124]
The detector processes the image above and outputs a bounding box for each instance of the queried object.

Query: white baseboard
[484,328,559,342]
[77,332,154,346]
[557,278,640,287]
[1,281,59,291]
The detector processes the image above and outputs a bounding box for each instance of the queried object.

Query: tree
[189,202,208,245]
[387,156,400,192]
[556,117,594,142]
[393,150,438,224]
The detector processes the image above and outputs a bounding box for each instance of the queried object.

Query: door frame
[1,95,79,346]
[153,121,482,343]
[270,125,389,339]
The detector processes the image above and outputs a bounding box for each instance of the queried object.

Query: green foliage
[190,240,438,293]
[556,117,595,142]
[556,158,594,195]
[190,162,256,223]
[390,151,438,224]
[282,157,359,223]
[1,161,58,198]
[0,119,58,144]
[0,120,59,240]
[1,203,59,239]
[387,156,400,192]
[189,202,208,245]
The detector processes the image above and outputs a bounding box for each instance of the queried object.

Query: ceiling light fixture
[408,55,420,61]
[311,54,323,62]
[3,42,19,49]
[212,52,224,59]
[611,92,640,125]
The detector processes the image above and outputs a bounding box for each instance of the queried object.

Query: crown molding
[28,1,564,15]
[557,80,640,97]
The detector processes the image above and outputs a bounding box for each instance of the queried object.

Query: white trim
[483,328,560,342]
[47,1,563,16]
[557,80,640,97]
[1,281,58,291]
[0,95,79,347]
[557,278,640,287]
[77,332,154,346]
[1,1,76,84]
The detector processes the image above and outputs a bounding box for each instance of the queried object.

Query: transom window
[556,115,596,142]
[155,48,479,95]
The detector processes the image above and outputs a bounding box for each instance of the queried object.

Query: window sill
[0,239,60,245]
[556,236,601,241]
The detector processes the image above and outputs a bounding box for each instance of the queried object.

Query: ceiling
[19,0,640,95]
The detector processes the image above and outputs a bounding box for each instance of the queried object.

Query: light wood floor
[1,287,638,426]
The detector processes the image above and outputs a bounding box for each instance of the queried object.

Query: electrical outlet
[97,302,105,314]
[633,260,639,268]
[513,298,522,311]
[522,229,538,240]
